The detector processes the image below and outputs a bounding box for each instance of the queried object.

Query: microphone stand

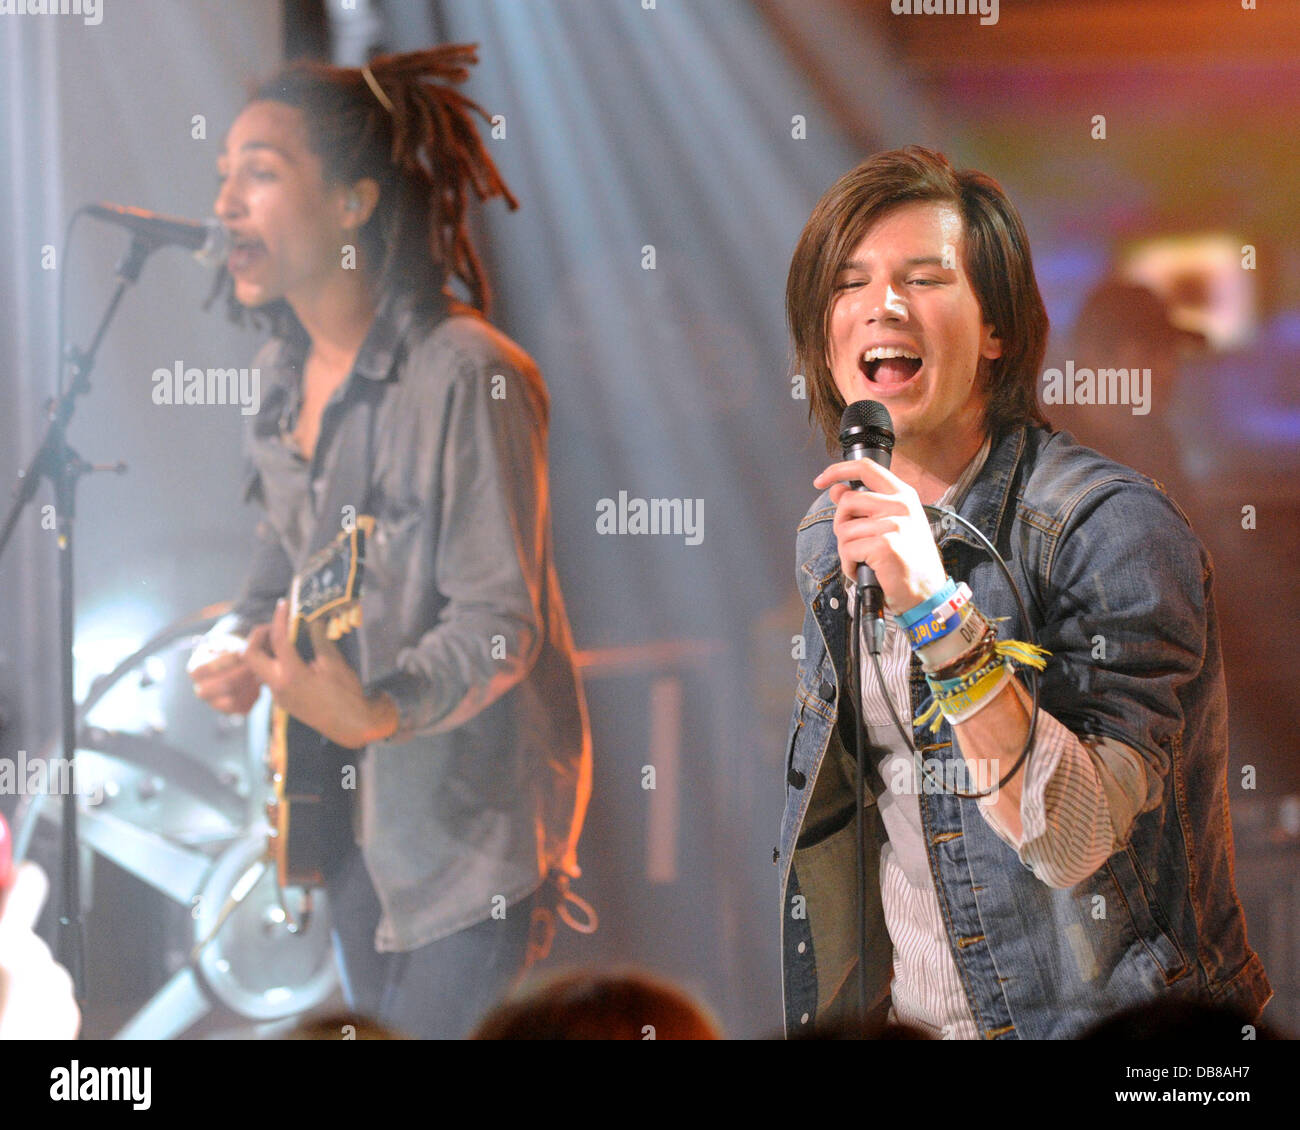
[0,231,154,1005]
[850,577,885,1030]
[837,410,893,1031]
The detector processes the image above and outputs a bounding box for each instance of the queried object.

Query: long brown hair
[786,145,1049,450]
[207,44,516,332]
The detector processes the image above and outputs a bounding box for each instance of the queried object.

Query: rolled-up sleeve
[367,349,550,741]
[1036,477,1209,795]
[977,477,1211,886]
[976,677,1151,888]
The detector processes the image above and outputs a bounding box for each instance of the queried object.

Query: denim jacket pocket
[787,679,833,775]
[1105,847,1190,983]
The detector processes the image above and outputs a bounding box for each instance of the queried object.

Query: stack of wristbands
[893,577,1050,733]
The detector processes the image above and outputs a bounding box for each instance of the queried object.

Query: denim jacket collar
[938,425,1026,553]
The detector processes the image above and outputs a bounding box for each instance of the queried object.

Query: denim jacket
[778,423,1271,1038]
[233,288,591,952]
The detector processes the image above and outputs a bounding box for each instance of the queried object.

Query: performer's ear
[979,322,1003,361]
[339,178,380,229]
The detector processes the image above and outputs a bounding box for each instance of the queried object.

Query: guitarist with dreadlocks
[188,46,592,1039]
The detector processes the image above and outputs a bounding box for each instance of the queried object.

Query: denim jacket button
[818,680,835,702]
[787,767,807,789]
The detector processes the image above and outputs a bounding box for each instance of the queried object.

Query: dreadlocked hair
[205,44,517,333]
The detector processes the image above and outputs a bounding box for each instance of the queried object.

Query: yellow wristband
[940,662,1011,724]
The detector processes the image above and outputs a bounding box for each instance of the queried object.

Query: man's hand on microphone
[814,458,947,614]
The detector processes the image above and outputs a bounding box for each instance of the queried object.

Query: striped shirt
[848,437,1153,1039]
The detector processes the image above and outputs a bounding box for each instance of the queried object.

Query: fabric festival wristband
[937,661,1010,719]
[905,584,974,649]
[896,578,959,631]
[941,663,1013,726]
[914,658,1007,734]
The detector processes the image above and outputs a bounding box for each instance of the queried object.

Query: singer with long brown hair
[777,145,1269,1039]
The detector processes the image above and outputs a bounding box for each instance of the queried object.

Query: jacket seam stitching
[1043,474,1149,589]
[796,685,835,722]
[797,507,836,533]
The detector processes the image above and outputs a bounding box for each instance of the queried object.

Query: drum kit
[9,604,339,1039]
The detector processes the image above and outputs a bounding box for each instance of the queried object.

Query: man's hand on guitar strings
[189,647,264,715]
[244,599,400,748]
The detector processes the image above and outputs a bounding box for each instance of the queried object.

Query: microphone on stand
[838,399,895,655]
[85,202,228,267]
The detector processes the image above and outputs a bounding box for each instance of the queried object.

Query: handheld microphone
[838,400,895,653]
[85,202,228,267]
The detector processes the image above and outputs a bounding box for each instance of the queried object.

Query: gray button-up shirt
[233,287,591,952]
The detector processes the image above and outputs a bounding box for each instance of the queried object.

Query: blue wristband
[896,578,959,630]
[906,605,964,649]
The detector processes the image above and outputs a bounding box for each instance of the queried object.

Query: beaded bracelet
[935,660,1010,713]
[926,649,1006,697]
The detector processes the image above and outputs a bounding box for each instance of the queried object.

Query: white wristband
[918,604,991,671]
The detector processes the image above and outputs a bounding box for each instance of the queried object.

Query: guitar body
[267,710,353,888]
[266,516,373,890]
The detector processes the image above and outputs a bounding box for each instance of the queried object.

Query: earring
[347,193,361,211]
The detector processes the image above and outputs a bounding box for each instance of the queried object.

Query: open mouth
[860,346,923,389]
[226,234,267,274]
